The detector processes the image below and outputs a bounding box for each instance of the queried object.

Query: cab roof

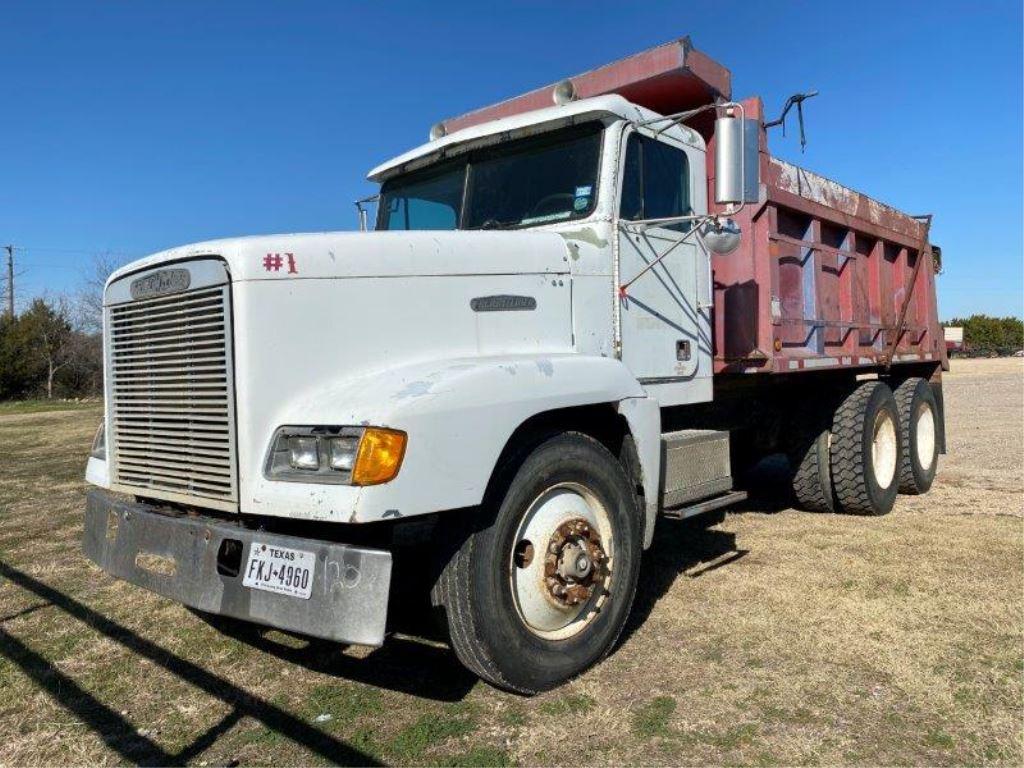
[366,95,698,183]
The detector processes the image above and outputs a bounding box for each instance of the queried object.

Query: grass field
[0,359,1021,766]
[0,399,102,416]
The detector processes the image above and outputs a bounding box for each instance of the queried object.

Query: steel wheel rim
[509,482,614,640]
[872,409,898,489]
[915,401,936,471]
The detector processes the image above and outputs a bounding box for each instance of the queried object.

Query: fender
[245,353,650,522]
[616,395,662,548]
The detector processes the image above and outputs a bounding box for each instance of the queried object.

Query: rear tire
[790,426,836,512]
[893,377,939,494]
[830,381,902,515]
[431,432,641,694]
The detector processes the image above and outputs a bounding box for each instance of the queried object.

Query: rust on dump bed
[766,159,927,246]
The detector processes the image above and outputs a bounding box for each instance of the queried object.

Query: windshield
[378,123,603,231]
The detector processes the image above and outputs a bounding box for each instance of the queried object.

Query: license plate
[242,542,316,599]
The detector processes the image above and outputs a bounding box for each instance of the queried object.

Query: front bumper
[82,489,392,646]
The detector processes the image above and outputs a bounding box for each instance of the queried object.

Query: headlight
[265,426,406,486]
[91,419,106,460]
[328,436,359,471]
[288,436,320,470]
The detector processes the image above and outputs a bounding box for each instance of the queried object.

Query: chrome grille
[107,283,238,510]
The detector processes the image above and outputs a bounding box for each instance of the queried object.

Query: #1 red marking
[263,253,298,273]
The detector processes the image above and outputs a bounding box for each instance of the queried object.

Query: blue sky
[2,1,1021,319]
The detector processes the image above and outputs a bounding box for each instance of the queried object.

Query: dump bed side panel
[709,98,946,375]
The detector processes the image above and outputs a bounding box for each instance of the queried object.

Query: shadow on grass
[620,517,747,646]
[731,453,800,515]
[0,561,382,767]
[0,624,175,765]
[618,455,800,646]
[192,612,478,704]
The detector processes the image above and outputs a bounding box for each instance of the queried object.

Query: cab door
[616,130,710,393]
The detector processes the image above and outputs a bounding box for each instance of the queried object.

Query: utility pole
[4,245,12,318]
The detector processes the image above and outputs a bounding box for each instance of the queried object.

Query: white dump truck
[84,39,947,693]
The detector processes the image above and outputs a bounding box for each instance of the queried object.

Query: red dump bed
[442,38,947,375]
[709,96,946,375]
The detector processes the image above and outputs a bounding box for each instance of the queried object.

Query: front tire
[893,377,939,494]
[830,381,902,515]
[432,432,641,694]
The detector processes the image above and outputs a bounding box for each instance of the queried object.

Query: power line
[14,245,141,258]
[17,261,101,269]
[1,242,142,317]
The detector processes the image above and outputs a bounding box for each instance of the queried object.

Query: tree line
[942,315,1024,356]
[0,256,113,400]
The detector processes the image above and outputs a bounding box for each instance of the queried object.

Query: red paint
[263,253,298,274]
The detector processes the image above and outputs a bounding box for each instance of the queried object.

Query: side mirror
[354,194,380,232]
[714,114,760,206]
[700,217,742,256]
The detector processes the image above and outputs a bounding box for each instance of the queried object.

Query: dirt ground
[1,358,1021,766]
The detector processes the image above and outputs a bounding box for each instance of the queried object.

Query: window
[620,137,643,222]
[380,166,463,231]
[377,123,603,231]
[619,133,691,232]
[464,125,602,229]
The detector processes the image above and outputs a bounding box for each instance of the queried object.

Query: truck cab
[370,94,714,402]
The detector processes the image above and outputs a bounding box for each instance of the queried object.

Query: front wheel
[431,432,641,694]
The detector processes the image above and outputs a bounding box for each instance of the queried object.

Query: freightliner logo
[130,268,191,300]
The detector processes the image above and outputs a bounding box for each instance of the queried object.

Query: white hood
[107,229,571,290]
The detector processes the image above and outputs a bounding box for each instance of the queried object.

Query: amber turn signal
[351,428,407,486]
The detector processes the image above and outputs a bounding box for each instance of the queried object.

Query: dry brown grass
[0,359,1021,766]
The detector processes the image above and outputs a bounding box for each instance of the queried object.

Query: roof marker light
[429,122,447,141]
[552,79,577,106]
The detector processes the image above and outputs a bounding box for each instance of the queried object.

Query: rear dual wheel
[791,378,939,515]
[893,377,939,494]
[829,381,902,515]
[790,381,902,515]
[790,425,836,513]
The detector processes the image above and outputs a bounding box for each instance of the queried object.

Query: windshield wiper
[476,218,519,231]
